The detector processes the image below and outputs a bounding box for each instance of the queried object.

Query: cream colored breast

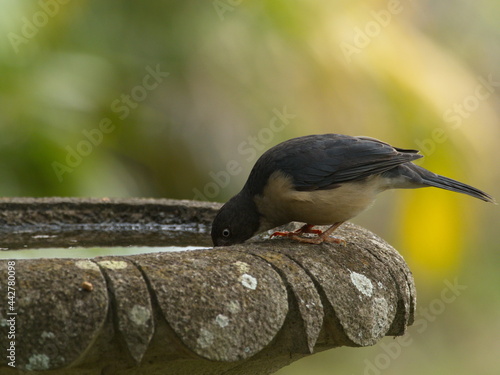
[254,170,384,231]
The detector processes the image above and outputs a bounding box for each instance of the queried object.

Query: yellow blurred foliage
[399,188,464,281]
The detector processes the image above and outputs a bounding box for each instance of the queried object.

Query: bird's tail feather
[411,164,496,203]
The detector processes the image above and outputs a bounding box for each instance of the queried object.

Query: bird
[211,134,495,247]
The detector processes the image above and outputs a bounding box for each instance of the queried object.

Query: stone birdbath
[0,197,415,375]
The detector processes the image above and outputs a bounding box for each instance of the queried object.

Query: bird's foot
[287,221,346,245]
[270,231,293,238]
[271,224,323,238]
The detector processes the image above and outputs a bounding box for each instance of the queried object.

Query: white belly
[254,171,383,231]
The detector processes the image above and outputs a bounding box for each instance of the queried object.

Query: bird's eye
[222,228,231,237]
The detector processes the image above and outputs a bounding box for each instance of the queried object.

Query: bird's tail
[405,164,496,203]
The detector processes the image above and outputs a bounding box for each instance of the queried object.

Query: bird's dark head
[211,191,261,247]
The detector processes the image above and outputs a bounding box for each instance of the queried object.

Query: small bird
[211,134,495,246]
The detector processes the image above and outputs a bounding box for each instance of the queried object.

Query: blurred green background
[1,0,499,373]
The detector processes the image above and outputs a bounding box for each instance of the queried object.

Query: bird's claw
[271,224,323,238]
[271,222,345,245]
[270,231,293,238]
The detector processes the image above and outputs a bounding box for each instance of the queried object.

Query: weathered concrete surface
[0,198,416,375]
[0,197,218,249]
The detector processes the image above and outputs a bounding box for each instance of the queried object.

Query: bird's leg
[301,224,324,235]
[271,224,323,238]
[291,221,346,245]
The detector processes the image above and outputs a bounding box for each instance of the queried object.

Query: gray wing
[248,134,422,192]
